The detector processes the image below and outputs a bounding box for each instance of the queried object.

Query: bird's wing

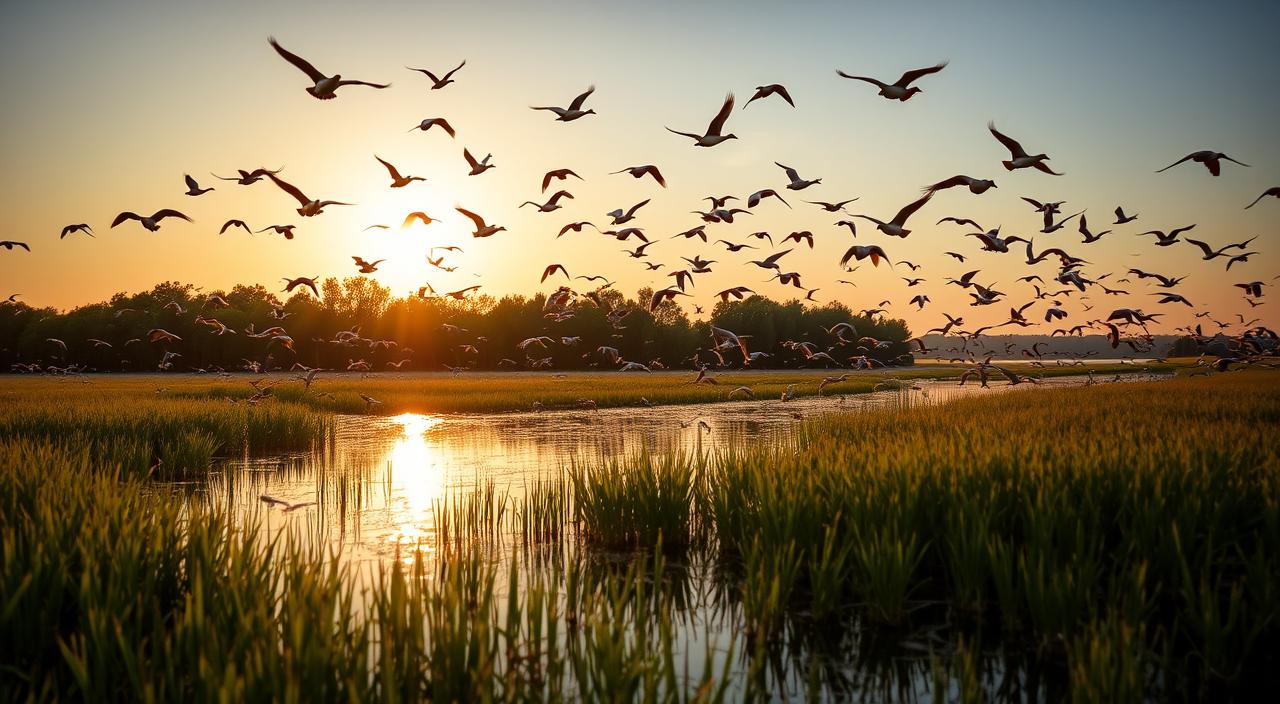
[111,211,141,227]
[152,209,192,222]
[892,194,932,225]
[1185,239,1216,257]
[988,122,1026,158]
[456,207,486,229]
[665,127,701,140]
[268,173,309,205]
[835,70,886,88]
[568,85,595,111]
[184,174,199,190]
[463,148,478,168]
[706,94,735,135]
[407,66,441,81]
[627,199,651,216]
[375,155,401,179]
[1156,154,1194,173]
[269,37,325,82]
[336,79,390,89]
[896,61,948,86]
[776,162,800,181]
[441,60,466,81]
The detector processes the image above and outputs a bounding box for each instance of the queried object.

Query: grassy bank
[2,367,1272,700]
[1,360,1179,417]
[0,381,330,475]
[571,370,1280,698]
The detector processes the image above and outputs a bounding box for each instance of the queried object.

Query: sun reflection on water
[385,413,446,560]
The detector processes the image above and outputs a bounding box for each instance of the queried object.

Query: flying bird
[282,276,320,297]
[924,175,996,195]
[403,211,440,228]
[352,256,384,273]
[835,61,947,101]
[463,148,495,176]
[607,199,650,225]
[269,37,389,100]
[0,241,30,252]
[805,198,858,212]
[183,174,214,196]
[219,219,251,234]
[747,189,790,209]
[213,167,281,185]
[989,122,1063,175]
[521,190,574,213]
[111,209,192,232]
[1244,187,1279,209]
[256,224,297,239]
[531,86,597,121]
[406,60,465,89]
[841,245,890,268]
[375,155,425,188]
[456,207,505,238]
[59,224,93,239]
[612,165,666,187]
[744,84,794,107]
[1113,206,1139,224]
[542,168,582,192]
[1156,151,1249,177]
[267,174,352,217]
[776,162,821,190]
[541,264,570,283]
[408,118,456,137]
[1138,224,1196,247]
[851,194,932,237]
[666,94,737,147]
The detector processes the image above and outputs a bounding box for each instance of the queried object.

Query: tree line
[0,278,912,373]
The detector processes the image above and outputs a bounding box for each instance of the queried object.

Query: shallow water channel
[184,372,1167,700]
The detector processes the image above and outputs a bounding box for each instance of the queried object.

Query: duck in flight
[744,84,794,108]
[183,174,214,196]
[456,207,505,238]
[1157,150,1249,177]
[267,174,352,217]
[666,94,737,147]
[836,61,947,101]
[375,155,425,188]
[989,122,1063,175]
[406,60,465,90]
[531,86,597,122]
[269,37,389,100]
[111,209,192,232]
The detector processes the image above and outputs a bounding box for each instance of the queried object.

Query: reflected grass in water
[3,369,1274,700]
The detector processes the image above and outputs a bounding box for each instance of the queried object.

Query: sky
[1,0,1277,335]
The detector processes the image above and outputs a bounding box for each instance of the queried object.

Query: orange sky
[1,0,1276,335]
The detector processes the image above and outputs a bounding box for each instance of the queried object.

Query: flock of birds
[5,37,1278,399]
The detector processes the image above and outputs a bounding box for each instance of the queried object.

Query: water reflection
[188,373,1170,701]
[386,412,445,559]
[204,373,1165,567]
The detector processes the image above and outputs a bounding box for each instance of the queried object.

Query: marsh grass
[2,368,1275,700]
[0,382,330,475]
[0,361,1177,416]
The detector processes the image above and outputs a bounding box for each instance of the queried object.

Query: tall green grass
[0,382,330,475]
[569,371,1280,697]
[2,368,1274,700]
[0,438,737,700]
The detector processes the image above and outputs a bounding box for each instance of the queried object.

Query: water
[183,372,1167,701]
